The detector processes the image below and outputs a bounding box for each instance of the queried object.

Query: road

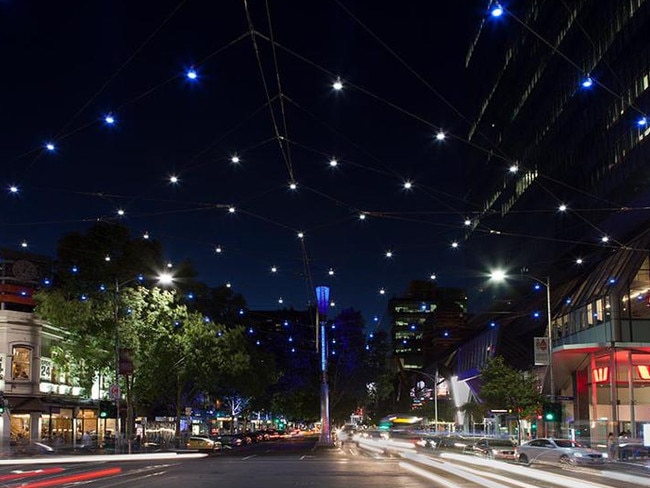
[0,437,648,488]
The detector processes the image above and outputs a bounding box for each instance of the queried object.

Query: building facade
[388,281,469,410]
[1,249,110,449]
[457,0,650,445]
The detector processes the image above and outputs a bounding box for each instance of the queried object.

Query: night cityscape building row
[2,0,650,451]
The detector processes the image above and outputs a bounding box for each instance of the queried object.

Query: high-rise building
[457,0,650,442]
[389,281,469,372]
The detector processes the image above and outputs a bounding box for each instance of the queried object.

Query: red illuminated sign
[592,366,609,383]
[637,365,650,380]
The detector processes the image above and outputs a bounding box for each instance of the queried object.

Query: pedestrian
[607,433,616,461]
[82,431,92,448]
[618,430,629,460]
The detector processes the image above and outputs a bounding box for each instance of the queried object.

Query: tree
[360,330,394,423]
[327,309,369,423]
[478,356,544,442]
[34,222,254,448]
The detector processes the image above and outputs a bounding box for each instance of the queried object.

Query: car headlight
[573,452,584,458]
[602,453,609,458]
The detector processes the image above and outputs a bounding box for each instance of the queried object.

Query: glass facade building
[460,0,650,446]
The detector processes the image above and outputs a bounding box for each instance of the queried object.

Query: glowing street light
[315,285,332,446]
[490,3,504,17]
[489,269,555,402]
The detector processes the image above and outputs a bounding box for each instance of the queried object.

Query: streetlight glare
[490,269,507,281]
[158,272,174,285]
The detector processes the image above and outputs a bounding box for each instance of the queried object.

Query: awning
[8,397,48,413]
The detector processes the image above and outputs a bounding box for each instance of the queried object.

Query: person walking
[607,433,616,461]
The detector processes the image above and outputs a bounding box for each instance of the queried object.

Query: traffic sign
[109,384,120,400]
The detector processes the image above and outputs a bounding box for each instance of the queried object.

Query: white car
[516,438,605,466]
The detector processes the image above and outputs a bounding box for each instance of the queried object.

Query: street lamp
[113,271,175,453]
[489,270,554,402]
[315,285,332,446]
[411,369,443,431]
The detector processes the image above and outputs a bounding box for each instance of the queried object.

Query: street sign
[109,384,120,400]
[555,396,574,401]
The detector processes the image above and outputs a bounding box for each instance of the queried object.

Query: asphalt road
[1,437,649,488]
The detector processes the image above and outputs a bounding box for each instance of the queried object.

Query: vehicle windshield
[554,440,583,448]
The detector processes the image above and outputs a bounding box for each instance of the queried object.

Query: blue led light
[71,266,78,273]
[533,311,541,318]
[256,340,261,345]
[490,3,504,17]
[490,322,496,328]
[43,278,51,286]
[609,278,616,284]
[443,330,449,337]
[104,114,115,125]
[80,294,88,301]
[45,142,55,151]
[186,69,197,80]
[248,328,254,334]
[99,284,106,291]
[581,76,593,88]
[187,293,194,300]
[638,116,648,127]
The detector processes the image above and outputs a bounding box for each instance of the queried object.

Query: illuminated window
[12,346,32,380]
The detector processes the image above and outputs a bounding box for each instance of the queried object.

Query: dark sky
[1,1,487,325]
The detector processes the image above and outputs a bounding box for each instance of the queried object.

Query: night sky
[1,1,487,324]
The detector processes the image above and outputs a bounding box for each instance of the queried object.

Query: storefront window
[12,346,31,380]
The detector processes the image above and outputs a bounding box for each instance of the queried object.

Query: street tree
[478,355,544,442]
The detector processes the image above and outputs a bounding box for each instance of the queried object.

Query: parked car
[2,441,55,458]
[186,436,221,452]
[471,438,517,460]
[516,438,605,466]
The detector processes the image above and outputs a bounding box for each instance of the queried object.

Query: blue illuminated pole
[315,286,332,446]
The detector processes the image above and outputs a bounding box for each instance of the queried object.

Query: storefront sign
[534,337,549,365]
[592,366,609,383]
[40,357,52,381]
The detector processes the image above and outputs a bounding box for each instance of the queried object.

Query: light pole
[113,272,173,453]
[489,270,554,402]
[315,285,332,446]
[412,369,443,430]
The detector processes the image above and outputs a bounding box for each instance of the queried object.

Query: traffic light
[543,402,562,422]
[99,400,115,418]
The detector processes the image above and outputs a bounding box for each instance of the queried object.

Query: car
[471,438,517,460]
[217,434,243,447]
[185,436,221,452]
[338,424,358,443]
[2,441,55,458]
[515,438,605,466]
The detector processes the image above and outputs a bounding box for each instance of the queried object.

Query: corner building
[461,0,650,443]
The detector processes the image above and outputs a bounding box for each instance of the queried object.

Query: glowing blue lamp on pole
[315,285,332,446]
